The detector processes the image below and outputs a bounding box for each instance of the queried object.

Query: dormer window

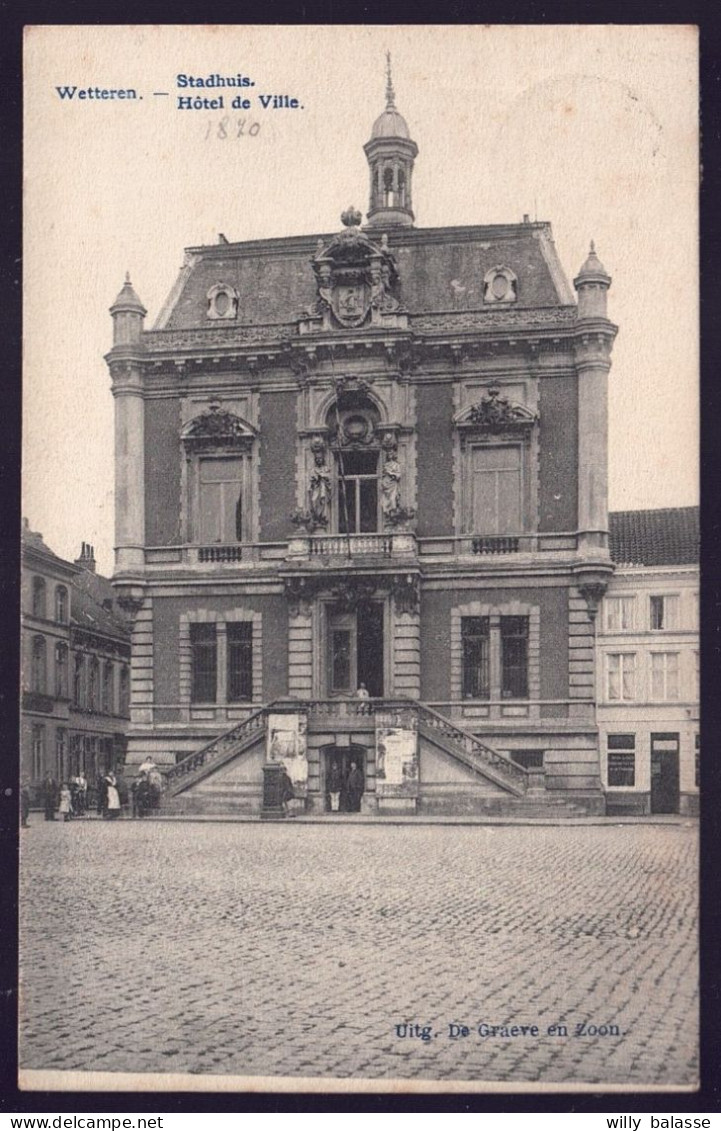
[483,266,518,304]
[206,283,239,320]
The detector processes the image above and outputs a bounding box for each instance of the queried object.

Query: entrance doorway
[322,745,367,813]
[650,733,680,813]
[327,602,384,698]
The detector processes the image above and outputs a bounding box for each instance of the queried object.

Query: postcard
[20,24,699,1093]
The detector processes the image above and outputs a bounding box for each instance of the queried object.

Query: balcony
[288,531,418,563]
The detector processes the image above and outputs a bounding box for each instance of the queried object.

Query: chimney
[74,541,97,573]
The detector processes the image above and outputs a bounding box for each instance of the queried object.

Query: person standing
[327,759,342,813]
[20,780,31,828]
[345,760,365,813]
[104,772,121,819]
[58,782,73,822]
[42,774,58,821]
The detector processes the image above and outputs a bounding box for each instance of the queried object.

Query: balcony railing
[309,533,392,557]
[144,543,288,567]
[419,532,579,557]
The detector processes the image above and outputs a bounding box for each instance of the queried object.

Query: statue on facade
[308,445,332,528]
[381,450,402,517]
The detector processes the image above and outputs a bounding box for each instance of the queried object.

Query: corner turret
[110,273,147,345]
[574,242,611,320]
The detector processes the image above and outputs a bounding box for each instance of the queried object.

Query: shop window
[606,653,636,701]
[31,636,47,694]
[54,643,68,698]
[32,576,46,618]
[31,724,45,779]
[650,594,679,630]
[55,585,68,624]
[191,623,217,703]
[607,734,635,787]
[501,616,529,699]
[462,617,490,699]
[650,652,679,700]
[604,595,636,632]
[227,622,253,702]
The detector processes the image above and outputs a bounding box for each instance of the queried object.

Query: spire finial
[125,271,131,284]
[589,240,596,255]
[385,50,396,109]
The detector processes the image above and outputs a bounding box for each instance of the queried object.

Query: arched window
[102,661,114,714]
[31,636,46,693]
[119,666,130,716]
[55,586,68,624]
[383,165,394,206]
[397,168,406,207]
[54,642,68,698]
[88,657,99,711]
[32,577,46,618]
[73,653,84,708]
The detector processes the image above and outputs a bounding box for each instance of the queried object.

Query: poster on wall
[266,711,308,794]
[375,708,418,796]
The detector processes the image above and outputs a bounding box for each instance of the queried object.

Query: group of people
[131,761,163,818]
[326,759,365,813]
[22,764,164,826]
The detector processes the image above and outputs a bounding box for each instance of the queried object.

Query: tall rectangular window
[607,653,636,701]
[191,623,217,702]
[336,451,378,534]
[501,616,529,698]
[73,653,84,707]
[119,666,130,716]
[470,445,522,535]
[650,652,679,700]
[605,595,636,632]
[607,733,635,786]
[227,622,253,702]
[55,643,68,699]
[461,617,490,699]
[330,628,352,692]
[650,594,679,630]
[102,662,114,714]
[199,458,244,544]
[31,724,45,779]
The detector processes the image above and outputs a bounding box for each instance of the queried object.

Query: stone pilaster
[568,586,595,721]
[288,610,313,697]
[391,610,421,698]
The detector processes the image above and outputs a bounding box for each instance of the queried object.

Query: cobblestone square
[19,820,698,1088]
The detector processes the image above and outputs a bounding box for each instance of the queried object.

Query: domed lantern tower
[363,53,418,228]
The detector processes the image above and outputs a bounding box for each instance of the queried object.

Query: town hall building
[108,67,617,816]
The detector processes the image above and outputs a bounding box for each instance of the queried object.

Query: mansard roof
[609,507,699,567]
[152,221,575,332]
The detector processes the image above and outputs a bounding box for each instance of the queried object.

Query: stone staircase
[158,698,599,817]
[163,705,267,797]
